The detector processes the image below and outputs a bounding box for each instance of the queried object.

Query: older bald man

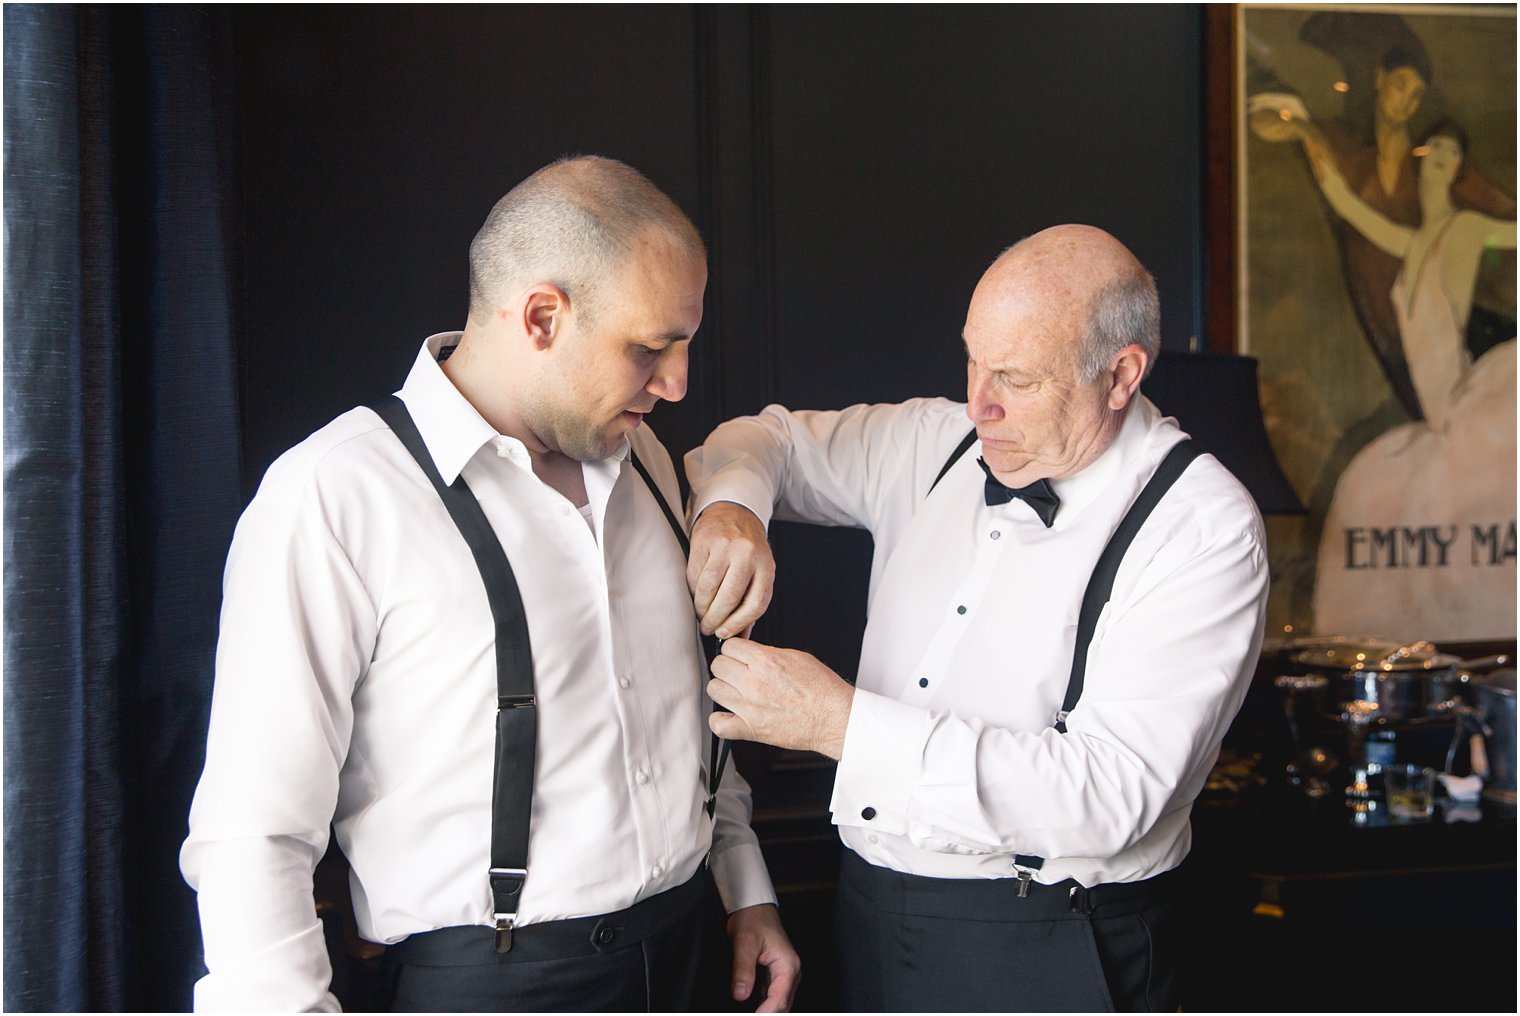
[684,226,1268,1011]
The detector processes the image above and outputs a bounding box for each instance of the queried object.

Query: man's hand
[726,903,800,1013]
[688,502,775,638]
[707,638,854,759]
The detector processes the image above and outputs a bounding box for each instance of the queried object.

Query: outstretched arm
[1313,152,1413,258]
[684,398,967,637]
[1463,212,1517,252]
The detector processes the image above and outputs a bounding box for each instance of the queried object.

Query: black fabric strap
[369,395,535,952]
[624,450,731,819]
[927,428,981,497]
[1056,438,1200,733]
[924,428,1202,875]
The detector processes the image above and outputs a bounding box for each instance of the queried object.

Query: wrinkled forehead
[965,270,1086,369]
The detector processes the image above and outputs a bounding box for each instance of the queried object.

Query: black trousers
[385,866,725,1012]
[835,850,1181,1013]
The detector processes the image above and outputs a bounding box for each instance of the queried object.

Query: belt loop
[1069,885,1093,915]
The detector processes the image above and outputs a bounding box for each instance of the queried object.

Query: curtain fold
[4,6,241,1010]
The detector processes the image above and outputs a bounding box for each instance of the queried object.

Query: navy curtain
[4,5,241,1010]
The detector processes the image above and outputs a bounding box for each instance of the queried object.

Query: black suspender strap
[369,395,535,953]
[926,428,1202,730]
[625,450,731,820]
[921,427,1202,879]
[1017,440,1200,876]
[927,428,981,497]
[1055,438,1201,733]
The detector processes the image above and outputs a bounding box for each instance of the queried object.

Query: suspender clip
[498,694,535,709]
[1012,853,1045,899]
[490,866,526,952]
[494,916,515,953]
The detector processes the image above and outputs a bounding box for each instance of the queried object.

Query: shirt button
[868,834,880,845]
[651,865,663,879]
[918,678,929,688]
[956,605,967,615]
[618,676,631,689]
[636,767,650,785]
[557,504,570,516]
[861,806,877,821]
[990,530,1001,540]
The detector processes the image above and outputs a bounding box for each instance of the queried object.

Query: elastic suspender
[369,395,534,953]
[925,429,1202,878]
[926,430,1203,726]
[625,451,731,819]
[927,428,980,496]
[1018,439,1199,880]
[1055,439,1201,732]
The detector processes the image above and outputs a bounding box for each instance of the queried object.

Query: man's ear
[1106,344,1148,411]
[519,283,571,349]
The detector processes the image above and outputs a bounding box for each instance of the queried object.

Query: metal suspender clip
[489,867,528,952]
[493,915,515,953]
[498,694,535,709]
[1012,854,1044,898]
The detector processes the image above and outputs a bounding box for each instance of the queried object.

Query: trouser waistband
[390,865,709,966]
[840,848,1177,922]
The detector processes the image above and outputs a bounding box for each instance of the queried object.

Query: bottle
[1365,729,1397,769]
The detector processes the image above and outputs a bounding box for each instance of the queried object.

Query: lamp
[1142,351,1306,515]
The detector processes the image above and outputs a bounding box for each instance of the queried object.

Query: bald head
[467,155,706,326]
[984,225,1159,382]
[963,225,1157,486]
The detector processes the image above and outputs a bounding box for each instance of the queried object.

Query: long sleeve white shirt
[686,395,1267,888]
[182,334,775,1012]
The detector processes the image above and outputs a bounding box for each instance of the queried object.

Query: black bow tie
[977,457,1060,527]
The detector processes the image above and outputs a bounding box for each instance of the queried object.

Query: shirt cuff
[192,920,340,1012]
[830,689,927,837]
[690,484,776,532]
[708,839,778,914]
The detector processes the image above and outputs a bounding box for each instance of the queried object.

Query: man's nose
[966,372,1002,423]
[649,345,689,403]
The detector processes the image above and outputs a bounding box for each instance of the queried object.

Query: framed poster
[1231,3,1517,641]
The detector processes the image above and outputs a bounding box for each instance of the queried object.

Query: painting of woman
[1309,119,1516,637]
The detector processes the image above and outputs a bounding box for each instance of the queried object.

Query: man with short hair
[685,225,1268,1011]
[182,156,799,1012]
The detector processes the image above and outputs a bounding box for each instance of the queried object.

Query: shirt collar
[1046,396,1156,529]
[396,332,630,486]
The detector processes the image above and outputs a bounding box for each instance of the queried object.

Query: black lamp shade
[1143,352,1306,515]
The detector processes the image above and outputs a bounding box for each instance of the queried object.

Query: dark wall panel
[233,5,708,491]
[764,4,1205,412]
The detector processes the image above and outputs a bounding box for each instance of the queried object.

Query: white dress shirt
[687,395,1267,888]
[182,334,775,1012]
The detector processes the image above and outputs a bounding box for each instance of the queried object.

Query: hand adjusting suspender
[928,429,1202,891]
[372,396,729,952]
